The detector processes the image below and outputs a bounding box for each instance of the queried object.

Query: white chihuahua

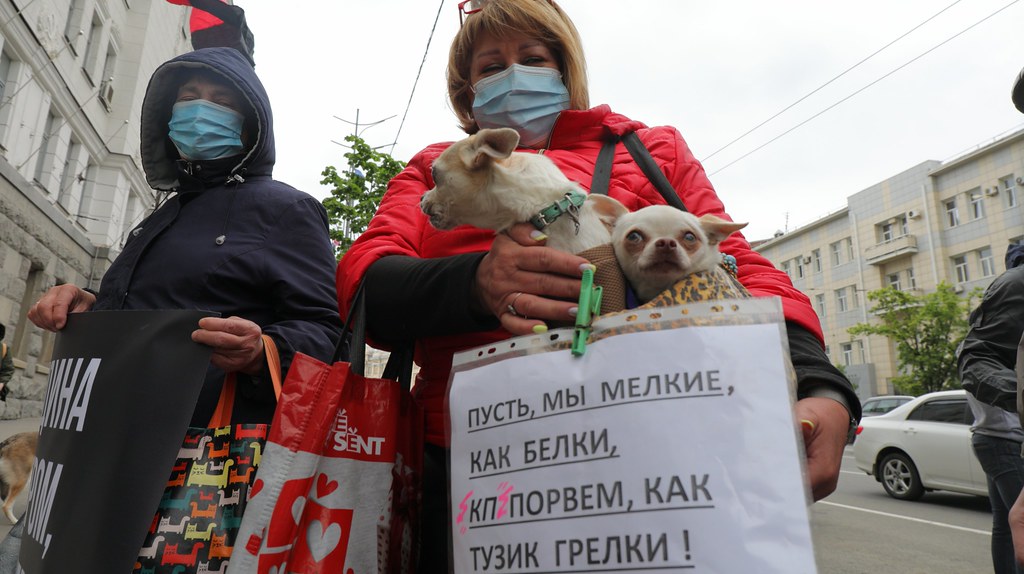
[420,128,628,254]
[611,205,748,303]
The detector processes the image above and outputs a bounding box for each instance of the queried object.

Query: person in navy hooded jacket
[28,47,341,427]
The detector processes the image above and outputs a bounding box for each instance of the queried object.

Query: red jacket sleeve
[336,143,445,319]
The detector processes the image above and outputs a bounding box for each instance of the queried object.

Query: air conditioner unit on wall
[985,187,999,197]
[907,209,921,219]
[953,284,965,293]
[98,80,114,109]
[1016,176,1024,186]
[802,256,812,264]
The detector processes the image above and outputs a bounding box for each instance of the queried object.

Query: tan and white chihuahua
[420,127,628,254]
[611,205,748,303]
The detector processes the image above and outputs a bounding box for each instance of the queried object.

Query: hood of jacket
[1005,243,1024,270]
[140,47,275,191]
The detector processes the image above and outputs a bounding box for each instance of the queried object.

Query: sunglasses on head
[458,0,554,27]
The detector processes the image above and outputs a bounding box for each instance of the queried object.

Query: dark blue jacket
[94,47,341,426]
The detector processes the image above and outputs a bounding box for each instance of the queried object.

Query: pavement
[0,417,41,542]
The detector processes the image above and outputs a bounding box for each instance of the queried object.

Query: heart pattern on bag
[316,473,339,498]
[292,496,306,524]
[308,520,342,562]
[251,478,264,497]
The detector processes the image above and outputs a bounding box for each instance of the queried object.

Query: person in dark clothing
[27,47,341,427]
[985,66,1024,568]
[960,243,1024,574]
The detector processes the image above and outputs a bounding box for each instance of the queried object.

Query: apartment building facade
[756,127,1024,400]
[0,0,192,418]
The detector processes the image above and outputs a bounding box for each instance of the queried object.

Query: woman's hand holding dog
[475,223,594,336]
[28,284,97,331]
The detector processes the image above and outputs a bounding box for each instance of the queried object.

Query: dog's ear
[698,214,748,246]
[471,128,520,168]
[588,194,629,232]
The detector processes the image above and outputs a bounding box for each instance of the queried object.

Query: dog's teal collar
[720,253,738,276]
[529,189,587,233]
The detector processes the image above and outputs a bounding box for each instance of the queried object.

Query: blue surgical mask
[472,64,570,148]
[168,99,246,161]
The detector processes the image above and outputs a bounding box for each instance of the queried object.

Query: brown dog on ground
[0,431,37,524]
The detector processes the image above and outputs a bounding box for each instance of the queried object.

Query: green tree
[847,282,979,395]
[321,134,406,258]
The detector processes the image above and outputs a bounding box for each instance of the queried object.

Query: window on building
[33,111,60,193]
[841,342,854,366]
[812,249,821,273]
[814,293,825,317]
[979,247,996,278]
[795,257,804,279]
[76,162,99,223]
[102,41,117,83]
[830,241,842,266]
[846,238,855,261]
[0,50,13,146]
[13,265,46,359]
[836,288,848,313]
[1003,175,1019,208]
[953,255,969,284]
[58,140,87,215]
[781,260,791,277]
[824,345,831,361]
[120,189,141,241]
[880,222,894,243]
[0,50,10,103]
[99,40,118,109]
[887,273,901,290]
[969,189,985,220]
[64,0,87,51]
[945,199,960,227]
[907,267,916,290]
[848,285,859,309]
[877,216,908,241]
[83,12,106,84]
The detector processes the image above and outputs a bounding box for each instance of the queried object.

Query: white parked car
[861,395,914,417]
[853,389,988,500]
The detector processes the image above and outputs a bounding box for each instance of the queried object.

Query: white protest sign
[448,299,817,573]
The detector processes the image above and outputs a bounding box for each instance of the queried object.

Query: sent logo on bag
[330,408,386,457]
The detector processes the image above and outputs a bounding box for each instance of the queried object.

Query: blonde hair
[447,0,589,134]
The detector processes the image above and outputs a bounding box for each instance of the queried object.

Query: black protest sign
[19,310,214,574]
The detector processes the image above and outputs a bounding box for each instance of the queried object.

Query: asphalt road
[0,422,999,572]
[812,446,993,573]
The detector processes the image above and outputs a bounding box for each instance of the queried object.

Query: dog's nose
[655,238,677,250]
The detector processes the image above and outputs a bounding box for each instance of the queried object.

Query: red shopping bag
[232,288,422,573]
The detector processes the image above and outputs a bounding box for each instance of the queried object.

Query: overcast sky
[240,0,1024,241]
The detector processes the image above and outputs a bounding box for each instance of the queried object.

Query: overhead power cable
[707,0,1021,177]
[391,0,445,155]
[701,0,964,164]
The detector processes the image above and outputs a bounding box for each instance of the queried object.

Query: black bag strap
[332,282,414,391]
[590,132,688,213]
[590,136,618,197]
